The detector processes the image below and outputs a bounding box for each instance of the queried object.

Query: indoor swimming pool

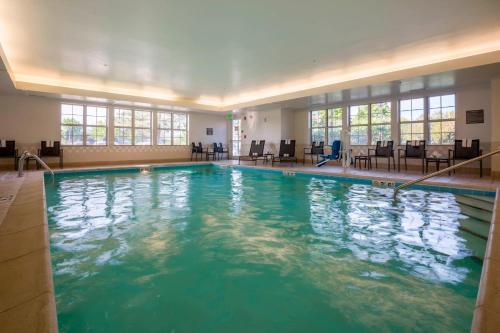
[44,165,491,332]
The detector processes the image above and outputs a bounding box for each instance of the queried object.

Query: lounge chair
[303,141,324,165]
[397,140,426,173]
[217,143,228,160]
[0,140,19,170]
[449,139,482,177]
[272,140,297,166]
[38,141,63,169]
[191,142,203,161]
[316,140,341,167]
[238,140,265,165]
[368,140,395,171]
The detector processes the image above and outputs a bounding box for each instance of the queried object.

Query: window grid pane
[428,94,455,144]
[61,104,84,145]
[134,111,151,145]
[399,98,424,144]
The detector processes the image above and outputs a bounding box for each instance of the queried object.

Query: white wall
[0,93,227,167]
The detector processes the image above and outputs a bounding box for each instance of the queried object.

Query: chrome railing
[18,151,54,180]
[393,148,500,197]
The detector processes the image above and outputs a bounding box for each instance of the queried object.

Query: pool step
[455,194,494,212]
[460,230,488,261]
[459,204,492,223]
[458,217,490,240]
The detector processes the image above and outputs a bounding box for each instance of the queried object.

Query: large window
[61,104,108,145]
[157,112,188,145]
[311,110,326,143]
[86,106,107,145]
[134,110,151,145]
[349,105,369,145]
[114,109,133,145]
[400,98,424,144]
[429,94,455,144]
[61,104,84,145]
[327,108,343,142]
[371,102,391,143]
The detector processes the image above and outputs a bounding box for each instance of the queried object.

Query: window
[86,106,107,145]
[114,109,133,145]
[156,112,188,145]
[327,108,343,142]
[61,104,84,145]
[311,110,326,143]
[232,119,241,156]
[370,102,391,143]
[134,110,151,145]
[429,94,455,144]
[349,105,369,145]
[157,112,172,145]
[399,98,424,144]
[173,113,188,145]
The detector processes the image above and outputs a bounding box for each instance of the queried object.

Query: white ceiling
[1,0,500,110]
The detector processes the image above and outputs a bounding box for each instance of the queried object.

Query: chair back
[191,142,197,152]
[279,140,296,157]
[218,143,224,152]
[311,141,325,154]
[212,142,218,152]
[197,142,203,153]
[405,140,426,158]
[454,139,480,159]
[331,140,341,159]
[40,141,61,156]
[375,141,394,157]
[248,140,257,156]
[255,140,265,156]
[0,140,16,157]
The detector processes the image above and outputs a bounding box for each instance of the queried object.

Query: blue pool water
[45,165,486,332]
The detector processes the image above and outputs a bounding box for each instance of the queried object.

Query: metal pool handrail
[393,148,500,197]
[18,151,55,181]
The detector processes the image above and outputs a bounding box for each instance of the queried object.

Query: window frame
[349,104,369,145]
[327,107,343,143]
[60,103,108,146]
[399,97,425,145]
[310,108,343,144]
[156,111,188,146]
[133,110,152,146]
[113,108,134,146]
[428,93,456,145]
[370,101,392,144]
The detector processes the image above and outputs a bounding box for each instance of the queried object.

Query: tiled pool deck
[1,160,499,332]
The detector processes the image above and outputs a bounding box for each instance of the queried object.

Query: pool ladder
[18,151,54,181]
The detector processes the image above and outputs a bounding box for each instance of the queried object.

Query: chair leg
[375,157,378,169]
[387,157,390,172]
[421,158,424,174]
[404,157,407,171]
[480,160,483,178]
[393,156,395,171]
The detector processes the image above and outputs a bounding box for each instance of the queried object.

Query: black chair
[191,142,203,161]
[398,140,426,173]
[238,140,265,165]
[206,143,217,160]
[303,141,324,165]
[449,139,482,177]
[38,141,63,169]
[217,143,228,160]
[368,141,395,171]
[272,140,298,166]
[0,140,19,170]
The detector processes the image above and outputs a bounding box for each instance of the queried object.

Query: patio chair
[316,140,341,167]
[38,141,63,169]
[272,140,297,166]
[0,140,19,170]
[368,140,395,171]
[206,143,218,160]
[191,142,203,161]
[397,140,426,173]
[217,143,228,160]
[238,140,265,165]
[303,141,324,165]
[449,139,482,177]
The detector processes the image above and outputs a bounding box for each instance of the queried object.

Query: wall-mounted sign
[466,109,484,124]
[206,128,213,135]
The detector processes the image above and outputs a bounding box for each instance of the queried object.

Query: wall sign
[466,109,484,124]
[206,128,213,135]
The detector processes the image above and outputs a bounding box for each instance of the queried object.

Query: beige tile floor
[0,160,499,332]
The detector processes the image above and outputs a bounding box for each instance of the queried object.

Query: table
[425,156,450,173]
[263,153,274,164]
[354,155,371,169]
